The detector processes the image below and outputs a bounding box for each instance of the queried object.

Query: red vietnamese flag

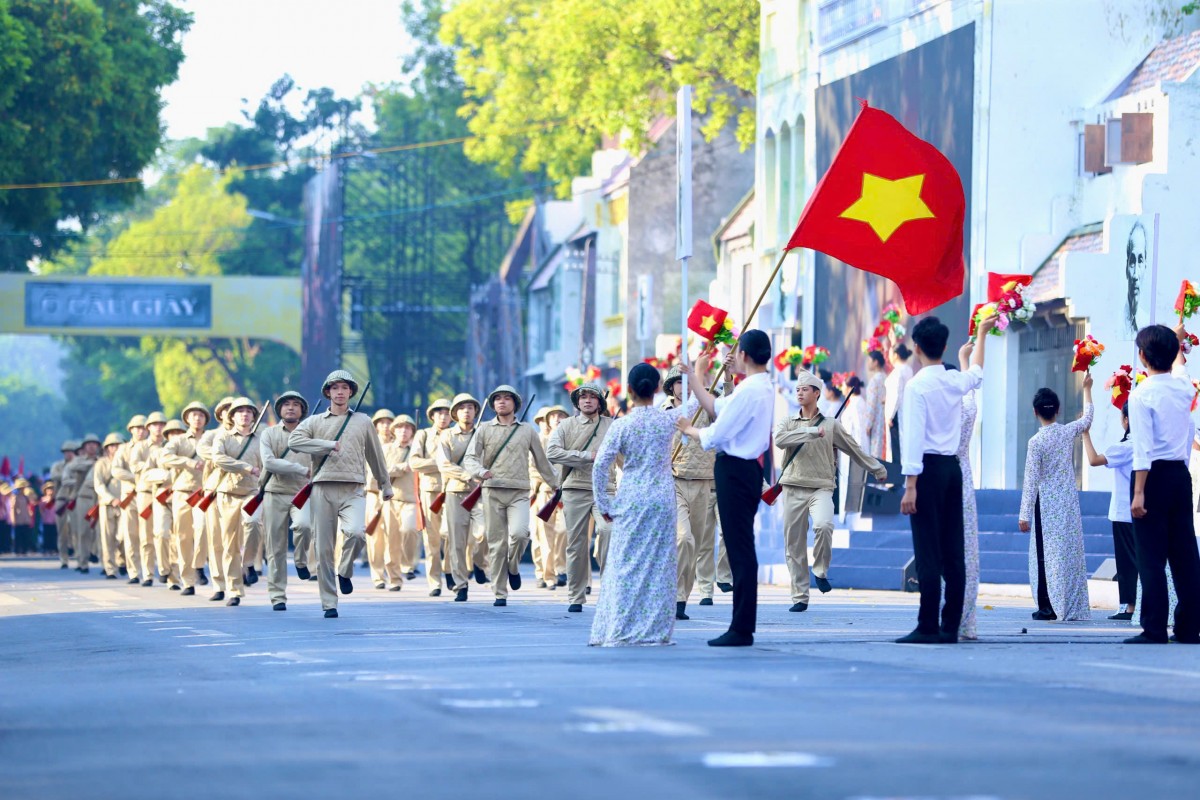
[987,272,1033,301]
[786,104,966,315]
[687,300,728,341]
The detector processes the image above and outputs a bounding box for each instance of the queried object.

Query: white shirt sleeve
[1129,392,1154,472]
[900,383,927,476]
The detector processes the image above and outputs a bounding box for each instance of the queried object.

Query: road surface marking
[1083,661,1200,679]
[570,708,705,737]
[702,752,833,768]
[440,698,540,709]
[0,593,23,606]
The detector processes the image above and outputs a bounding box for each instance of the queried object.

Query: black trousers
[1033,498,1054,614]
[1111,521,1137,606]
[42,523,58,554]
[889,417,901,464]
[0,521,10,554]
[909,454,965,635]
[714,454,763,635]
[1132,460,1200,641]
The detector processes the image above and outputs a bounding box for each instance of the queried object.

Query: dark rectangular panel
[25,281,212,329]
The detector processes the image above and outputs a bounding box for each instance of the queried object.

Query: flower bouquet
[774,346,803,372]
[562,365,601,392]
[1175,280,1200,322]
[1071,335,1104,373]
[802,345,831,368]
[972,280,1036,337]
[1104,365,1134,409]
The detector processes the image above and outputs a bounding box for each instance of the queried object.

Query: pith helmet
[533,406,550,424]
[450,393,481,418]
[145,411,167,425]
[126,414,147,431]
[80,432,102,446]
[181,401,211,426]
[273,391,308,419]
[163,420,187,436]
[372,408,396,424]
[547,405,569,418]
[425,397,451,422]
[486,384,523,411]
[60,440,77,452]
[214,396,235,421]
[228,397,258,417]
[663,365,683,395]
[391,414,417,432]
[102,432,125,448]
[570,382,604,409]
[322,369,359,398]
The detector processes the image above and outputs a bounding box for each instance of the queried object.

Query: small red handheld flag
[987,273,1033,302]
[686,300,728,341]
[786,104,966,315]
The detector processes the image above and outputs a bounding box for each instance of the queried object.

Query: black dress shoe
[556,574,567,587]
[339,576,354,595]
[494,599,507,607]
[1031,609,1057,621]
[209,591,225,601]
[1108,611,1134,621]
[586,586,592,595]
[814,575,832,594]
[128,578,140,585]
[388,585,401,592]
[708,630,753,647]
[197,568,209,586]
[717,582,734,593]
[169,584,181,591]
[699,597,713,606]
[454,588,468,602]
[225,596,240,607]
[273,602,287,611]
[106,574,118,580]
[1124,633,1167,644]
[157,573,167,583]
[307,575,318,581]
[567,604,583,613]
[473,566,487,584]
[938,630,959,644]
[142,579,154,587]
[536,580,546,589]
[181,587,195,596]
[295,565,311,581]
[374,582,386,590]
[547,583,557,591]
[324,608,338,618]
[119,566,128,576]
[508,571,522,591]
[1170,633,1200,644]
[79,567,90,574]
[89,554,99,564]
[245,566,258,585]
[676,601,689,620]
[895,630,942,644]
[429,588,442,597]
[60,564,69,570]
[445,573,456,589]
[405,571,417,581]
[789,602,808,612]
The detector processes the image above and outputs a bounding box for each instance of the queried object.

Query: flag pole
[676,86,694,417]
[671,247,790,460]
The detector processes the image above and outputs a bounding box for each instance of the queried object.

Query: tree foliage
[0,0,191,270]
[441,0,759,188]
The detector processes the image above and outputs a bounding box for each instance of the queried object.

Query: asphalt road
[1,559,1197,800]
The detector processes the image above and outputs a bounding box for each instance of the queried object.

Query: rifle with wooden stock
[242,397,324,517]
[460,393,536,512]
[291,382,372,510]
[761,392,852,506]
[197,402,271,513]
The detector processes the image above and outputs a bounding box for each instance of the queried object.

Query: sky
[160,0,413,141]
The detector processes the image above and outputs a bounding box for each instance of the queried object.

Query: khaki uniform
[465,420,557,600]
[530,432,566,584]
[665,401,719,603]
[49,458,73,566]
[212,429,263,598]
[143,441,176,584]
[196,427,229,584]
[288,410,391,612]
[110,443,143,581]
[161,431,207,589]
[436,425,489,592]
[92,454,123,576]
[128,438,160,579]
[367,441,420,589]
[259,424,312,606]
[775,413,885,604]
[64,456,97,569]
[409,426,449,588]
[546,414,614,606]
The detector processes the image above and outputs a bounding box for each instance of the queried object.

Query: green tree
[441,0,758,188]
[0,0,191,270]
[0,373,72,474]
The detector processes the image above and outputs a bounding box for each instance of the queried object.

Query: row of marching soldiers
[49,367,736,619]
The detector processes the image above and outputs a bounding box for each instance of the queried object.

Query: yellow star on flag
[701,314,716,332]
[839,173,935,242]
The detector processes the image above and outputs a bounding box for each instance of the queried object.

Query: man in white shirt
[678,329,776,647]
[1126,323,1200,644]
[897,314,994,644]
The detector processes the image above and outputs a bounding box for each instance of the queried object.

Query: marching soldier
[161,404,210,595]
[92,433,126,579]
[437,393,490,601]
[150,420,188,589]
[288,370,392,618]
[197,397,234,598]
[386,415,424,591]
[529,407,556,588]
[129,412,166,583]
[410,398,451,591]
[546,406,571,584]
[64,434,101,572]
[49,440,76,569]
[259,390,313,610]
[212,398,264,606]
[546,384,614,613]
[464,385,557,607]
[366,408,397,590]
[111,416,147,585]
